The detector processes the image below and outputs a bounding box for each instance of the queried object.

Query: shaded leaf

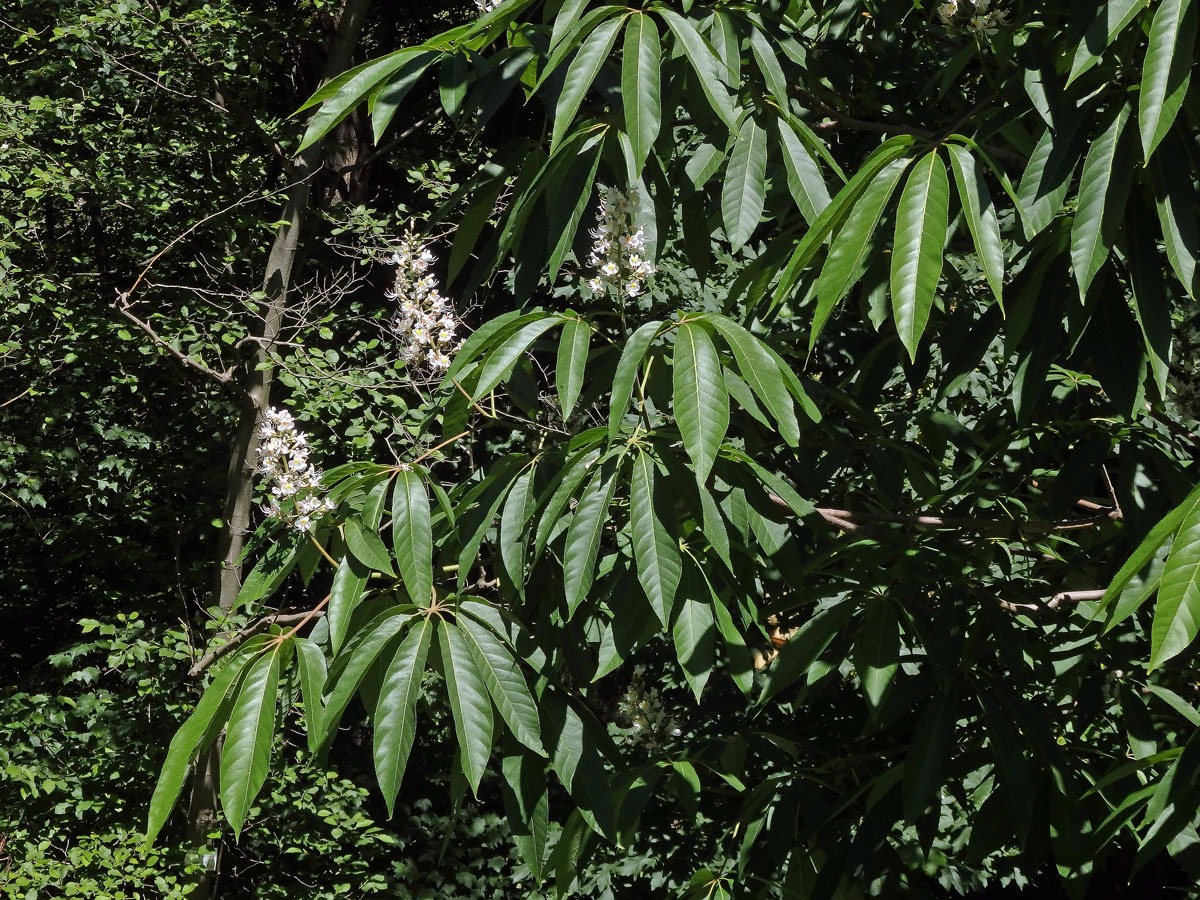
[373,617,433,816]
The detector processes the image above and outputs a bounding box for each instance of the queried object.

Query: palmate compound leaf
[1150,489,1200,669]
[456,612,546,757]
[630,450,681,628]
[439,620,495,797]
[672,320,729,485]
[373,615,434,816]
[219,644,282,839]
[145,638,267,845]
[392,467,433,606]
[891,149,950,361]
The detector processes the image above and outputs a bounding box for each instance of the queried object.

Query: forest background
[3,1,1200,899]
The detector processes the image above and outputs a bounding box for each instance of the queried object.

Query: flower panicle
[388,233,461,372]
[618,665,681,750]
[585,187,654,299]
[938,0,1009,34]
[256,407,333,531]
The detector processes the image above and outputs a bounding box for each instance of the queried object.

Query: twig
[187,608,326,677]
[111,299,236,387]
[992,589,1105,615]
[794,502,1119,534]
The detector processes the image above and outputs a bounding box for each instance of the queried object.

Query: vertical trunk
[183,2,371,896]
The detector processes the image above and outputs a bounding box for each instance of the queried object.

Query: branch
[991,589,1105,615]
[187,609,325,677]
[111,297,237,387]
[796,502,1120,534]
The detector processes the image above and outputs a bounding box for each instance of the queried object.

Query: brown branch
[111,299,237,387]
[792,501,1120,534]
[187,608,326,677]
[992,588,1105,615]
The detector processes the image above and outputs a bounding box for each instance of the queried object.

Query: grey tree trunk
[182,2,371,895]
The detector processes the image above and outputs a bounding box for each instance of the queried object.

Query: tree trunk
[182,2,371,895]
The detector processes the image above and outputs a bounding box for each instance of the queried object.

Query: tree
[134,0,1200,896]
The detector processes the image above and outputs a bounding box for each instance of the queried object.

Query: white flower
[600,261,620,278]
[387,232,463,372]
[293,515,313,532]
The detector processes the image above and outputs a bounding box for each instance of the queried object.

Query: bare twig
[791,502,1120,534]
[991,589,1105,615]
[111,299,236,386]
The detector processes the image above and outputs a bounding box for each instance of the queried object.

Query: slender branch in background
[991,589,1106,615]
[187,608,327,677]
[110,300,236,386]
[778,499,1122,533]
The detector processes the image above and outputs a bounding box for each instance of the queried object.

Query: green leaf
[702,313,799,446]
[672,321,729,484]
[546,131,605,282]
[748,25,788,104]
[563,464,621,617]
[657,9,738,129]
[370,51,438,142]
[499,465,537,587]
[328,553,370,656]
[711,594,754,698]
[374,617,433,816]
[220,646,280,838]
[777,117,831,225]
[759,603,854,705]
[902,692,955,822]
[475,316,564,401]
[297,50,422,152]
[891,150,950,361]
[722,116,768,251]
[1139,0,1197,162]
[1151,490,1200,669]
[1151,136,1200,299]
[456,614,545,756]
[235,537,300,610]
[317,610,414,750]
[812,156,909,348]
[630,451,681,627]
[1100,481,1200,627]
[552,16,624,153]
[556,318,591,420]
[946,144,1005,306]
[608,320,661,441]
[1070,102,1133,298]
[981,695,1035,845]
[501,749,550,881]
[439,622,495,796]
[1016,122,1081,240]
[345,515,396,576]
[770,135,917,315]
[672,573,716,701]
[854,599,900,715]
[146,649,256,845]
[621,14,662,175]
[393,468,433,605]
[1067,0,1150,85]
[294,637,327,746]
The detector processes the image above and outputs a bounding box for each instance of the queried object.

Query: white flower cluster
[585,188,654,299]
[618,665,681,750]
[474,0,503,13]
[938,0,1009,34]
[256,407,332,532]
[386,236,460,371]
